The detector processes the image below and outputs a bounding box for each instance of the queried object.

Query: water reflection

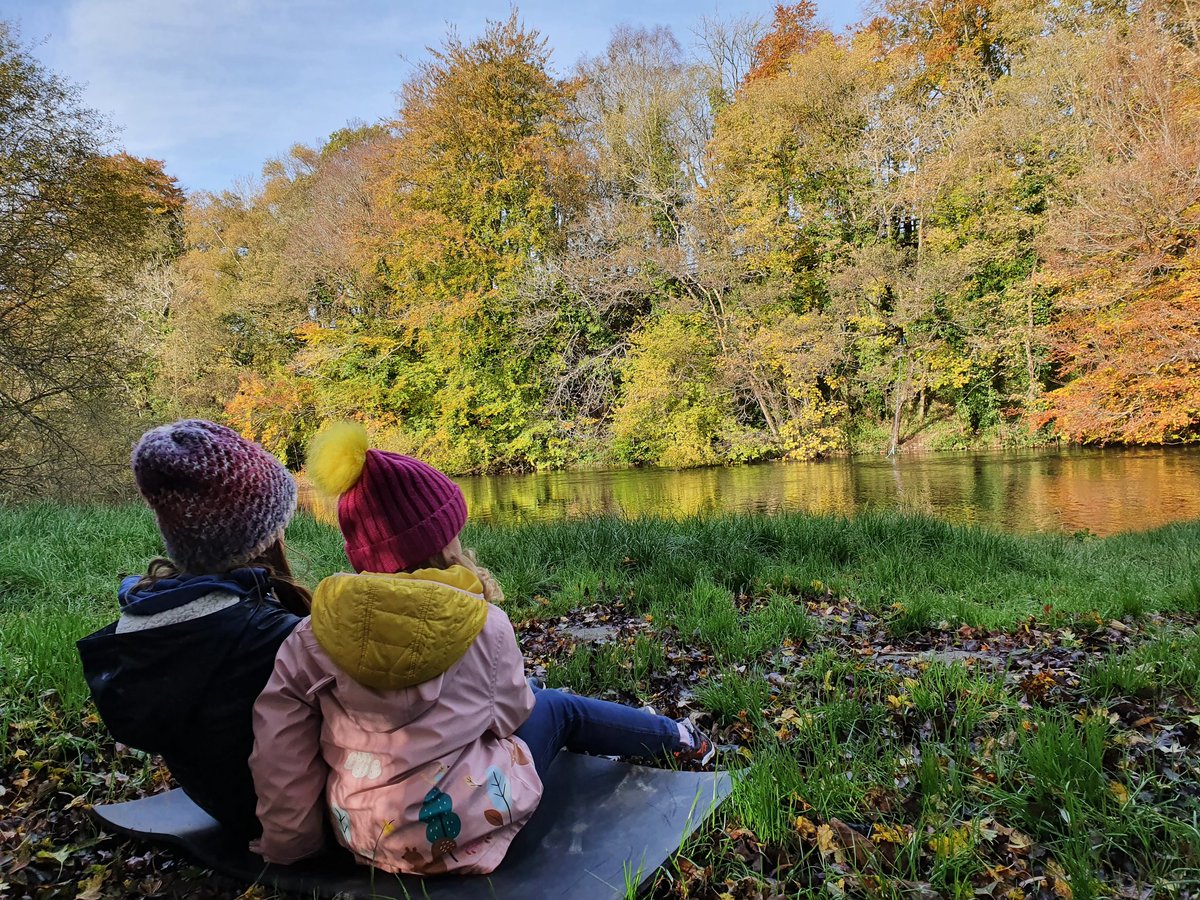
[300,447,1200,536]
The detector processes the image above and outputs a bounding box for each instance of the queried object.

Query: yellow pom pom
[307,421,369,496]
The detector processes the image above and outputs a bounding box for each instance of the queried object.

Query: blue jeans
[513,687,682,776]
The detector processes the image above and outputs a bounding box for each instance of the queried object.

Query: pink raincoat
[249,566,542,875]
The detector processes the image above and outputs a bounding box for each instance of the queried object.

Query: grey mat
[92,753,733,899]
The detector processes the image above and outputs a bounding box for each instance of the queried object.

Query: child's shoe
[674,718,716,766]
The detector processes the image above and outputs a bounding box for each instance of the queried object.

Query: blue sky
[9,0,866,195]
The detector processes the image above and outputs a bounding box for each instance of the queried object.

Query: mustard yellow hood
[310,565,488,691]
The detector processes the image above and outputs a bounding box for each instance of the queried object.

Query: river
[302,447,1200,536]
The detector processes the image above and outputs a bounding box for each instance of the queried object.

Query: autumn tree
[365,13,583,471]
[146,0,1200,472]
[1037,4,1200,442]
[560,26,764,466]
[744,2,822,84]
[220,127,398,463]
[0,23,182,495]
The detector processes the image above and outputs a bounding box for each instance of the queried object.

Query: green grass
[547,635,666,698]
[1082,630,1200,701]
[7,501,1200,722]
[694,668,772,724]
[6,502,1200,896]
[466,508,1200,629]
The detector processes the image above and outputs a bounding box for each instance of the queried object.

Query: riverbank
[3,505,1200,897]
[419,445,1200,536]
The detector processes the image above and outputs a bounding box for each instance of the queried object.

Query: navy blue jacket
[77,571,301,840]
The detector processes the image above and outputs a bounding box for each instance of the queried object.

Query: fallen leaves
[9,588,1200,900]
[1,712,255,899]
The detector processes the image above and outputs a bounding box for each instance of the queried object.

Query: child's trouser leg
[514,689,682,775]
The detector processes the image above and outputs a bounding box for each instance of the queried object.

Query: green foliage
[12,0,1196,484]
[1082,631,1200,701]
[695,668,772,724]
[547,635,666,698]
[612,314,733,468]
[11,503,1200,731]
[13,502,1200,896]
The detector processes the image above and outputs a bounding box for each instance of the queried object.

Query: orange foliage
[1036,10,1200,445]
[744,3,822,84]
[224,372,318,466]
[99,152,185,218]
[1036,268,1200,444]
[867,0,1011,85]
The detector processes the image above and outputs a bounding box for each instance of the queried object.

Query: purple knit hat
[133,420,297,574]
[337,449,467,573]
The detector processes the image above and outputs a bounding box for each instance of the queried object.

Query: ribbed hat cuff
[345,495,466,573]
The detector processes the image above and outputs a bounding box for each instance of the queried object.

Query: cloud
[19,0,865,193]
[57,0,422,190]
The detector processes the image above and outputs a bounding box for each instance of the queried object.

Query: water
[303,447,1200,536]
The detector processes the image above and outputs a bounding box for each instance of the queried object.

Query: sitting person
[249,422,712,875]
[77,420,310,841]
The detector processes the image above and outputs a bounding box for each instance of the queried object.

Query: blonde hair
[406,542,504,604]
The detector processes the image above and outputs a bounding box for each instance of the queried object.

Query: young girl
[77,419,310,841]
[249,422,712,875]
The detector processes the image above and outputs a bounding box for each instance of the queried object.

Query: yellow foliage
[871,822,914,845]
[1108,780,1130,804]
[778,385,846,460]
[927,823,973,858]
[307,421,369,496]
[921,346,973,392]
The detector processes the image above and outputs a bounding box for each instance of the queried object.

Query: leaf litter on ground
[5,586,1200,898]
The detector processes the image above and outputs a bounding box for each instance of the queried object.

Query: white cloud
[57,0,419,190]
[11,0,865,193]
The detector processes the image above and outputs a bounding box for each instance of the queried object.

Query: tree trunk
[1025,292,1038,399]
[888,349,908,456]
[748,370,781,438]
[697,282,781,439]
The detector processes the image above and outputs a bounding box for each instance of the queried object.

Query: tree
[138,0,1200,470]
[1037,5,1200,442]
[0,23,182,495]
[744,2,823,84]
[694,11,765,112]
[370,12,583,471]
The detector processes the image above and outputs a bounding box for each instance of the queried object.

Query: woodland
[6,7,1200,895]
[2,0,1199,496]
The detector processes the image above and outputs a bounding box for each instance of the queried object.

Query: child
[249,423,712,875]
[77,419,310,841]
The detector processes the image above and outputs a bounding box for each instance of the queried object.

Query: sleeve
[248,630,330,864]
[488,606,536,738]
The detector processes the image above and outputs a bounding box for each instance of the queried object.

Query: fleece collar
[118,568,270,617]
[310,565,488,691]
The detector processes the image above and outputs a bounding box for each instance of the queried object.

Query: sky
[8,0,867,195]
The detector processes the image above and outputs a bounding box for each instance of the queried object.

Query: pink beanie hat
[306,423,467,572]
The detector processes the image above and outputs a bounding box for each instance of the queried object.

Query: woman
[77,419,310,840]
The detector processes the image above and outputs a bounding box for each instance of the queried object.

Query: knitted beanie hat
[307,422,467,573]
[133,420,297,574]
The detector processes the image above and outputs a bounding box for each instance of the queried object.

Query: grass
[5,502,1200,897]
[6,501,1200,723]
[467,508,1200,628]
[547,635,666,698]
[1082,631,1200,701]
